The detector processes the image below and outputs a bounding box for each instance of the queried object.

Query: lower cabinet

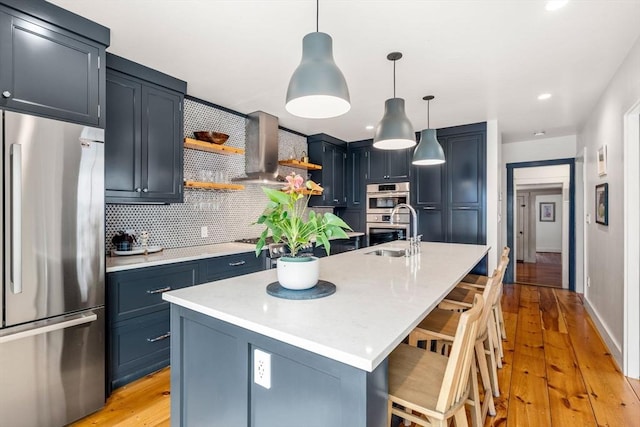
[107,252,267,393]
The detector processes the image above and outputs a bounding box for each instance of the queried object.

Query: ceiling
[49,0,640,143]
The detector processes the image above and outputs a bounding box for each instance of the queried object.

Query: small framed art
[597,145,608,176]
[539,202,556,222]
[595,183,608,225]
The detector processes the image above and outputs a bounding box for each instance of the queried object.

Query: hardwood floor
[70,284,640,427]
[516,252,562,288]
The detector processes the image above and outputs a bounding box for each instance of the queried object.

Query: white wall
[536,194,563,252]
[487,120,500,273]
[577,35,640,368]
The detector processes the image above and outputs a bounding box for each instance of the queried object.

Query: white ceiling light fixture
[412,95,445,166]
[365,125,374,130]
[285,0,350,119]
[534,131,546,136]
[545,0,569,11]
[538,93,552,100]
[373,52,416,150]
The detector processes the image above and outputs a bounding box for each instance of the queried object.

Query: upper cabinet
[347,145,369,208]
[0,1,110,126]
[367,146,411,182]
[411,122,487,272]
[308,134,347,207]
[105,54,187,204]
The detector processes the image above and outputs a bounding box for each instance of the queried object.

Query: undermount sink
[365,248,407,257]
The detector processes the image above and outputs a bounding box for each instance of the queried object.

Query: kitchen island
[163,241,489,427]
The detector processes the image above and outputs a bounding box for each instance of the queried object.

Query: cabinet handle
[228,260,246,267]
[423,207,436,210]
[142,188,149,193]
[2,91,11,98]
[135,187,142,193]
[333,199,339,203]
[147,332,171,343]
[457,206,473,210]
[147,286,171,294]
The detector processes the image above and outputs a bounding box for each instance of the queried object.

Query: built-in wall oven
[366,182,411,246]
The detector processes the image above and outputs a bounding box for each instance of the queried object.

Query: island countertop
[163,241,489,372]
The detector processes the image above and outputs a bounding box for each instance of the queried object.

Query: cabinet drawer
[109,310,171,390]
[108,261,198,322]
[199,252,264,283]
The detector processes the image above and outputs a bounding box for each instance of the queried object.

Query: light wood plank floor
[516,252,563,288]
[70,284,640,427]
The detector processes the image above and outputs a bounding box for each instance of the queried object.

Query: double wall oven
[366,182,411,246]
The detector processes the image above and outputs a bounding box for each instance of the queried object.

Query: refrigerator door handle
[0,312,98,344]
[10,144,22,294]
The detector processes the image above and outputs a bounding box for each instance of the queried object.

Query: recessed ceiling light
[545,1,569,11]
[538,93,552,100]
[365,125,374,130]
[534,131,546,137]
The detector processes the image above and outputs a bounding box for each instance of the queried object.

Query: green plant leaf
[263,187,290,205]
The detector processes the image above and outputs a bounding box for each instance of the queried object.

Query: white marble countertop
[106,242,257,273]
[106,232,366,273]
[163,241,489,372]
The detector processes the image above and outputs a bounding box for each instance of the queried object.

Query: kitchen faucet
[390,203,421,256]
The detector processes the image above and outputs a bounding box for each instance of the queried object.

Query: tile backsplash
[105,98,331,251]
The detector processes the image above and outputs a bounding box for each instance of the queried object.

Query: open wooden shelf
[184,138,245,155]
[280,189,322,196]
[184,180,245,191]
[278,159,322,170]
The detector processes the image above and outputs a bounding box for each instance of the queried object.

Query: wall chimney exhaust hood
[232,111,284,186]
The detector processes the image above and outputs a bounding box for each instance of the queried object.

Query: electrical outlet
[254,349,271,389]
[200,226,208,238]
[587,276,591,287]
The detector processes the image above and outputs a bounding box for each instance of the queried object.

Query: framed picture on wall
[540,202,556,222]
[595,183,609,225]
[597,145,608,176]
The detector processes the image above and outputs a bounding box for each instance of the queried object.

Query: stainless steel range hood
[232,111,284,186]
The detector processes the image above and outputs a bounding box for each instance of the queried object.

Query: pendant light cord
[316,0,319,32]
[427,99,430,128]
[393,60,396,98]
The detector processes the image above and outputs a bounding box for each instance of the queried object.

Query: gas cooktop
[235,237,276,245]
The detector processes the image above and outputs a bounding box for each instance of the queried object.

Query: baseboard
[536,248,561,253]
[583,296,623,369]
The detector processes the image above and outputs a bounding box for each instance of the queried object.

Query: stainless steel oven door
[366,223,409,246]
[365,182,410,215]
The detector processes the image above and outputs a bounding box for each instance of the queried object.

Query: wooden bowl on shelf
[193,131,229,145]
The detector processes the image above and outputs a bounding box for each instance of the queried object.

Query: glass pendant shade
[412,128,445,165]
[372,98,416,150]
[286,32,350,119]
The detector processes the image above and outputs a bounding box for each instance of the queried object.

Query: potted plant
[255,172,352,290]
[111,230,137,251]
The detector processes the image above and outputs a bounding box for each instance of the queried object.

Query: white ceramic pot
[276,256,320,290]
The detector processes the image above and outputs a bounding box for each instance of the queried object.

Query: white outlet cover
[201,226,208,238]
[254,348,271,389]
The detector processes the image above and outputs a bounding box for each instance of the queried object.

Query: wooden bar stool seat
[388,295,484,427]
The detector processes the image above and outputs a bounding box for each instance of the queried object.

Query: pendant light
[285,0,350,119]
[412,95,445,165]
[373,52,416,150]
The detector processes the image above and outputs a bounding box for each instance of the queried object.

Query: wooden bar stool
[442,253,510,365]
[388,295,484,427]
[408,272,500,427]
[458,247,510,342]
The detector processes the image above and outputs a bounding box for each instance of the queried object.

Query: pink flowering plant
[255,172,352,257]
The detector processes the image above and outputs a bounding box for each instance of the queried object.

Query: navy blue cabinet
[107,251,267,393]
[107,261,199,391]
[412,122,487,273]
[308,134,347,207]
[0,2,109,126]
[105,54,186,204]
[367,145,411,182]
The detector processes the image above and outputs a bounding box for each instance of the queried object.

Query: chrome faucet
[390,203,421,256]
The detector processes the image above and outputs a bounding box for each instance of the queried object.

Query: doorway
[515,186,565,288]
[506,158,576,290]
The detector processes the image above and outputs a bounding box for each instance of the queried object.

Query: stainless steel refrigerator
[0,111,105,426]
